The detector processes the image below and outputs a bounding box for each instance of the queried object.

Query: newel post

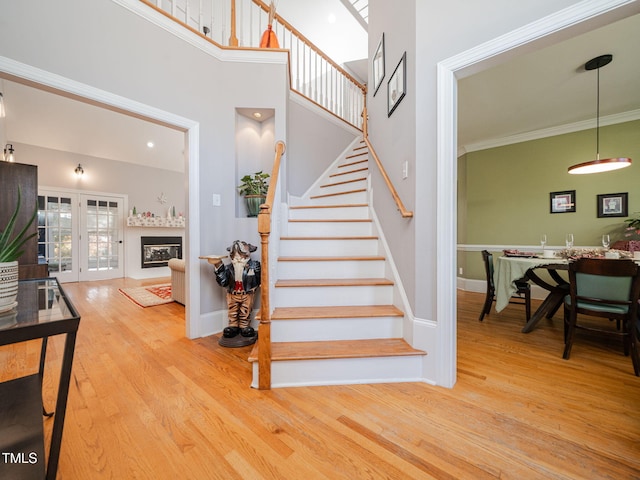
[257,204,272,389]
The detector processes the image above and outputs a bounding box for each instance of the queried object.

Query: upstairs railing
[141,0,366,129]
[257,140,285,390]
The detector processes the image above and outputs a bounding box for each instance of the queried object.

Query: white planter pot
[0,261,19,312]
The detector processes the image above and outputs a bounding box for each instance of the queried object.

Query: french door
[38,190,125,282]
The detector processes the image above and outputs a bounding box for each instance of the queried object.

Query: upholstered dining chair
[563,258,640,376]
[479,250,531,322]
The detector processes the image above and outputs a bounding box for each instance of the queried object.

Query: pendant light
[568,54,632,174]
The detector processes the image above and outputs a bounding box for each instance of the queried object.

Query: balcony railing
[142,0,366,129]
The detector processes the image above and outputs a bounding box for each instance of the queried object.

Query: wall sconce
[74,163,84,177]
[3,144,15,162]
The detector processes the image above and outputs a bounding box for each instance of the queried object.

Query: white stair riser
[271,316,403,342]
[273,285,393,307]
[323,169,368,185]
[288,206,370,220]
[252,356,424,388]
[313,179,367,197]
[287,221,372,237]
[337,159,368,170]
[277,260,386,279]
[279,238,379,256]
[308,190,368,205]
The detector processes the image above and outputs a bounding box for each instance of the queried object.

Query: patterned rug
[119,283,173,307]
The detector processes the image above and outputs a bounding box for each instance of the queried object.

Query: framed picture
[550,190,576,214]
[597,192,628,218]
[372,33,385,97]
[387,52,406,117]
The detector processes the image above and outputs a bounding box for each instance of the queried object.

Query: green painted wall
[459,119,640,280]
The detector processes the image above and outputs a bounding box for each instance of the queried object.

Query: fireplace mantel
[127,216,185,228]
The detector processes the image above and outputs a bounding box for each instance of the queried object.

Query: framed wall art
[372,33,385,96]
[597,192,628,218]
[387,52,406,117]
[550,190,576,214]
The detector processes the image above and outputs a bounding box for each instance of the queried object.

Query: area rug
[119,283,173,307]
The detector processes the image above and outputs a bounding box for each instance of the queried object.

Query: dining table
[494,255,570,333]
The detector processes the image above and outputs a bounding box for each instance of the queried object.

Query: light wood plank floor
[1,278,639,479]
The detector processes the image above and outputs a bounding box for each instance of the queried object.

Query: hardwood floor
[1,279,639,479]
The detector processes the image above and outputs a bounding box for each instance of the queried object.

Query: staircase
[249,139,426,388]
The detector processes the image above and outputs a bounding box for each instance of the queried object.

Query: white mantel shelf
[127,216,185,228]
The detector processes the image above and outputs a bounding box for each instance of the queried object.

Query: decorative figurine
[209,240,261,347]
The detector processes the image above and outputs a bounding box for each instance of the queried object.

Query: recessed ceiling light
[253,112,262,119]
[147,141,154,148]
[327,13,336,24]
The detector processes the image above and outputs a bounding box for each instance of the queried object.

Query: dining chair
[479,250,531,321]
[563,258,640,376]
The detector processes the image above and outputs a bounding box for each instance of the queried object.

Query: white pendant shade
[568,156,632,174]
[567,54,632,175]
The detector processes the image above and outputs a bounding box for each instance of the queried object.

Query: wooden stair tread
[310,188,366,199]
[275,278,394,287]
[289,203,368,210]
[289,218,371,223]
[345,151,368,159]
[263,304,404,320]
[278,255,385,262]
[337,159,367,169]
[281,236,378,240]
[249,338,425,362]
[330,167,368,177]
[321,177,367,188]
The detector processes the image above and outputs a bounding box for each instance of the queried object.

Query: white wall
[286,96,360,197]
[12,142,186,279]
[367,0,640,386]
[0,0,289,331]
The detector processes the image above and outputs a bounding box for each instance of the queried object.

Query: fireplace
[141,236,182,268]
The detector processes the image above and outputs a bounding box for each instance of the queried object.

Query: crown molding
[461,108,640,154]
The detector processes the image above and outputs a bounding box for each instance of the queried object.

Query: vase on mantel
[0,261,19,313]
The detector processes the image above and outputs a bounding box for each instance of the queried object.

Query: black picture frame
[372,33,385,97]
[597,192,628,218]
[387,52,406,117]
[550,190,576,214]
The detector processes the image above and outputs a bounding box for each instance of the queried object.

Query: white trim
[0,55,202,340]
[436,0,639,389]
[462,109,640,154]
[112,0,288,65]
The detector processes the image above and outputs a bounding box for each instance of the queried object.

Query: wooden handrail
[256,140,286,390]
[362,106,413,218]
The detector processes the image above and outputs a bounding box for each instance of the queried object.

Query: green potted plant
[238,171,270,217]
[0,187,38,311]
[622,213,640,253]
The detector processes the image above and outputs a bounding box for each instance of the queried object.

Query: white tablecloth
[494,257,567,312]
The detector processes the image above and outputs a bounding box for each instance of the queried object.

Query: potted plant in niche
[0,187,38,312]
[238,171,270,217]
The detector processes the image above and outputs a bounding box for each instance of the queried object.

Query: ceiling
[458,12,640,152]
[1,8,638,171]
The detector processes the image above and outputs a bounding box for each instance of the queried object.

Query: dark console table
[0,278,80,479]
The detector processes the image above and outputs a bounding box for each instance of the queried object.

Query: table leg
[521,269,569,333]
[45,332,77,480]
[521,290,567,333]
